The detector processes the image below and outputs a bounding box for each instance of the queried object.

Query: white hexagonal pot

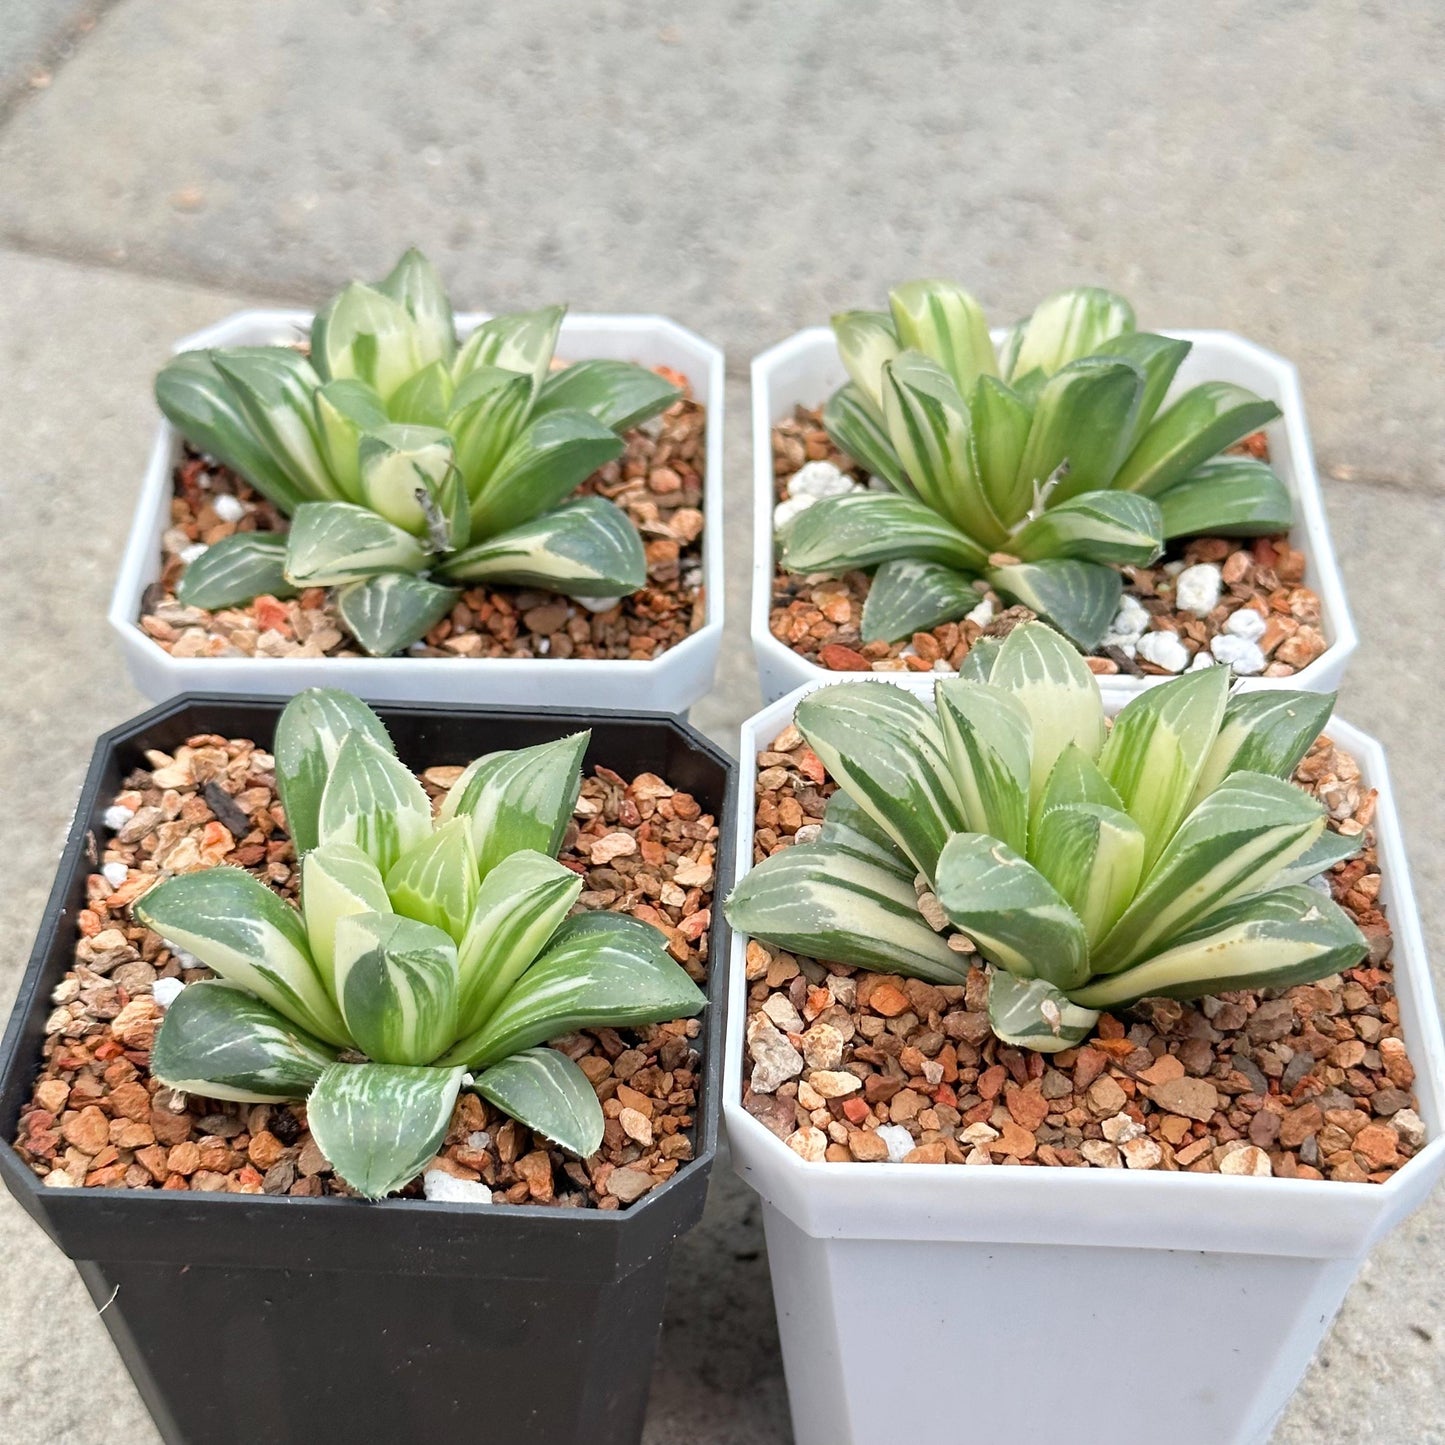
[723,677,1445,1445]
[750,328,1356,703]
[111,310,725,713]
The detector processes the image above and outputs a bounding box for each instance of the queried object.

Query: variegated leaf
[969,375,1035,529]
[1031,801,1146,949]
[1113,382,1282,496]
[313,378,389,501]
[310,282,424,401]
[723,843,967,983]
[284,501,428,587]
[356,423,465,546]
[818,789,916,879]
[986,971,1099,1054]
[133,867,350,1045]
[830,310,900,418]
[474,1047,604,1158]
[860,558,980,644]
[795,682,964,877]
[957,635,1002,683]
[1155,457,1294,539]
[935,832,1090,989]
[1014,356,1144,504]
[150,980,338,1102]
[1033,741,1126,834]
[1264,828,1365,891]
[1011,490,1164,567]
[385,817,478,943]
[453,305,565,394]
[333,911,460,1066]
[440,730,588,880]
[275,687,396,857]
[448,366,534,497]
[1006,286,1136,381]
[1192,689,1336,805]
[301,841,392,993]
[1099,664,1230,867]
[376,248,457,368]
[888,278,998,397]
[1075,886,1366,1009]
[456,850,583,1037]
[1092,332,1193,441]
[307,1060,465,1199]
[155,351,310,513]
[985,557,1123,653]
[438,496,645,596]
[317,731,434,876]
[444,911,705,1069]
[933,678,1032,854]
[177,532,297,610]
[533,359,681,432]
[386,359,456,428]
[336,572,461,657]
[780,493,989,576]
[822,383,907,491]
[1091,771,1325,974]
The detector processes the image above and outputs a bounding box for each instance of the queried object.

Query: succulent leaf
[474,1047,605,1159]
[301,841,392,993]
[1031,802,1146,948]
[284,501,429,587]
[933,678,1032,854]
[968,375,1035,529]
[533,359,681,432]
[1014,356,1144,504]
[386,359,456,428]
[822,383,907,492]
[985,557,1123,653]
[357,424,465,544]
[385,817,479,943]
[453,305,565,394]
[781,493,989,575]
[1007,286,1136,381]
[335,572,461,657]
[376,247,457,368]
[818,789,916,879]
[887,278,998,397]
[831,310,901,418]
[1192,689,1335,805]
[448,366,535,497]
[985,971,1099,1053]
[313,378,390,501]
[1092,331,1193,441]
[1155,457,1293,539]
[177,532,297,611]
[310,282,424,402]
[1009,490,1164,567]
[317,731,434,876]
[860,558,981,644]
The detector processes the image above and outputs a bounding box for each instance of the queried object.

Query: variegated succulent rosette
[726,621,1366,1054]
[779,281,1293,652]
[155,249,682,656]
[133,689,705,1199]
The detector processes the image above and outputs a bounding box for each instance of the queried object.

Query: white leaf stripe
[822,383,907,492]
[284,501,428,587]
[860,558,979,645]
[317,731,433,875]
[818,790,916,880]
[1192,689,1335,805]
[934,678,1032,854]
[474,1047,604,1159]
[385,817,478,943]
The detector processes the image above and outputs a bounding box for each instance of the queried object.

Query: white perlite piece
[787,460,856,500]
[179,541,209,565]
[875,1124,917,1163]
[1211,633,1267,675]
[1224,606,1267,641]
[213,494,247,523]
[1135,630,1190,674]
[103,804,135,831]
[1174,562,1223,616]
[1101,595,1150,651]
[964,596,995,628]
[101,861,128,888]
[422,1170,495,1204]
[572,594,622,613]
[151,977,185,1010]
[1188,650,1216,671]
[773,493,818,531]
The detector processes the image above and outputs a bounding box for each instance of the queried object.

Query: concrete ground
[0,3,1441,1440]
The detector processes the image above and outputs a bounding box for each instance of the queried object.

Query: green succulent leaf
[454,306,566,395]
[818,789,916,880]
[1007,286,1136,381]
[357,423,466,546]
[284,501,429,587]
[934,832,1090,990]
[333,911,460,1066]
[1265,828,1365,891]
[795,682,964,877]
[385,359,456,428]
[1192,689,1336,805]
[969,375,1035,529]
[313,378,390,502]
[888,278,998,397]
[985,557,1123,653]
[1155,457,1294,539]
[985,971,1099,1054]
[822,383,907,491]
[831,310,901,418]
[1015,356,1144,504]
[385,817,478,943]
[310,282,424,402]
[301,841,392,994]
[336,572,461,657]
[860,558,980,644]
[440,730,588,880]
[317,731,434,876]
[306,1061,465,1200]
[1075,885,1366,1009]
[1031,802,1146,949]
[150,980,338,1103]
[724,843,967,985]
[1033,742,1126,832]
[1010,490,1164,567]
[177,532,297,611]
[474,1047,604,1159]
[133,867,349,1046]
[445,911,704,1069]
[933,678,1032,854]
[780,493,989,576]
[438,497,646,597]
[1092,331,1193,440]
[155,351,310,513]
[376,248,456,368]
[456,850,583,1037]
[274,687,396,857]
[533,359,681,432]
[1113,382,1282,497]
[448,367,535,498]
[957,635,1002,683]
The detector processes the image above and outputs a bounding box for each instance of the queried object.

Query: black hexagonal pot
[0,694,734,1445]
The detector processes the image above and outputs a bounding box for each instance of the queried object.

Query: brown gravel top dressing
[141,368,706,665]
[741,726,1425,1181]
[14,736,718,1209]
[770,407,1328,680]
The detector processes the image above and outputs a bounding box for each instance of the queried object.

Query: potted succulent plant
[752,281,1354,702]
[723,624,1443,1445]
[112,249,724,712]
[0,687,733,1444]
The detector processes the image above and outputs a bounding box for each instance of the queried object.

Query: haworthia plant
[781,280,1291,652]
[135,688,705,1199]
[155,249,681,656]
[726,621,1365,1054]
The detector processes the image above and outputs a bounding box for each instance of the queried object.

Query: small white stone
[1163,559,1187,578]
[1218,1144,1273,1177]
[1101,1112,1145,1145]
[101,861,129,888]
[151,977,186,1010]
[422,1170,495,1204]
[103,804,135,831]
[1188,650,1217,671]
[1224,607,1267,641]
[179,541,209,565]
[1102,594,1150,648]
[213,494,246,523]
[867,474,893,492]
[1136,630,1190,674]
[1175,562,1223,617]
[875,1124,917,1163]
[761,994,805,1034]
[787,460,855,500]
[1393,1109,1427,1150]
[959,1122,1000,1147]
[1122,1137,1164,1170]
[773,493,818,531]
[536,637,550,655]
[1210,633,1267,675]
[573,594,622,613]
[466,1130,491,1152]
[964,597,995,628]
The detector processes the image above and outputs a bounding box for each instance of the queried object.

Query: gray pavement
[0,3,1441,1440]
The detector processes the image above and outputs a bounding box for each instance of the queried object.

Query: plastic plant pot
[750,327,1357,704]
[723,677,1444,1445]
[111,311,725,714]
[0,694,734,1445]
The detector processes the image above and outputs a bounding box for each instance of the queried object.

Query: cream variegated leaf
[377,247,457,368]
[781,493,989,577]
[454,305,565,394]
[817,789,916,880]
[317,731,434,876]
[1031,802,1146,949]
[301,841,392,993]
[533,359,681,433]
[888,278,998,397]
[933,677,1032,854]
[385,817,479,943]
[822,383,908,492]
[1191,689,1335,805]
[1006,286,1136,382]
[1009,490,1164,567]
[357,423,465,546]
[310,282,426,402]
[313,378,389,502]
[985,971,1099,1054]
[335,572,461,658]
[831,309,901,418]
[448,366,535,497]
[284,501,429,588]
[177,532,297,611]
